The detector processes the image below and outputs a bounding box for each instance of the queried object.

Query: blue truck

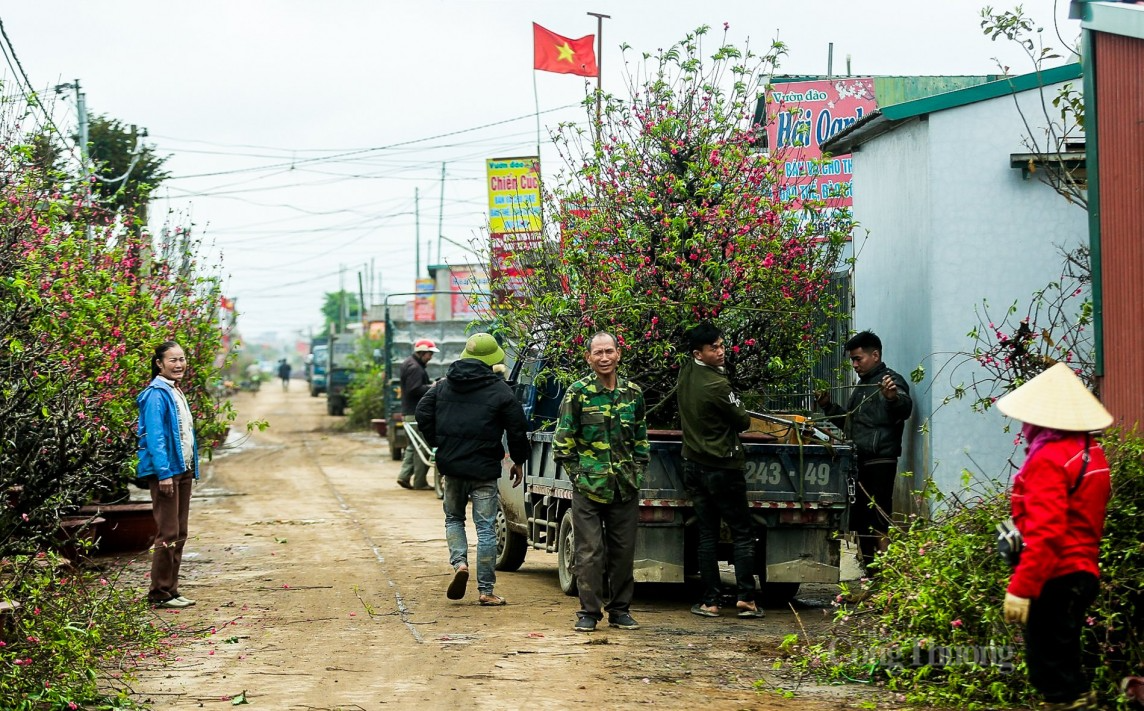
[494,355,854,602]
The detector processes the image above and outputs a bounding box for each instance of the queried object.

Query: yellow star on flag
[556,42,575,63]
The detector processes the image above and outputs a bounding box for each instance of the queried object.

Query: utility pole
[415,188,421,281]
[437,162,446,268]
[54,79,88,174]
[586,12,610,128]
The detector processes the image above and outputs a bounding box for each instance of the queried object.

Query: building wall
[849,83,1088,497]
[1094,31,1144,429]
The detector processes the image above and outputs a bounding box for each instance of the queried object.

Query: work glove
[1003,592,1030,625]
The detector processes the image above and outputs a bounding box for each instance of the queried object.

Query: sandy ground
[122,385,896,711]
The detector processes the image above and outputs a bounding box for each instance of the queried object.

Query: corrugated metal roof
[823,64,1082,154]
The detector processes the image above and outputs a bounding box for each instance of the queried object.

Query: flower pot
[78,503,157,553]
[55,514,105,560]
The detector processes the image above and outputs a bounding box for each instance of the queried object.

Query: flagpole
[587,12,609,128]
[532,70,542,159]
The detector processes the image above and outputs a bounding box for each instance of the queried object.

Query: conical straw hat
[995,362,1113,431]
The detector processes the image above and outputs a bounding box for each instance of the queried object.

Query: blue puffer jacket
[136,377,199,482]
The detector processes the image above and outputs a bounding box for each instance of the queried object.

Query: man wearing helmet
[397,338,439,490]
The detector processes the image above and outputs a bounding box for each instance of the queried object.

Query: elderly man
[416,333,529,606]
[397,338,438,490]
[554,332,649,632]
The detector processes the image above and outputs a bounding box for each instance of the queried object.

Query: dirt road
[129,386,886,710]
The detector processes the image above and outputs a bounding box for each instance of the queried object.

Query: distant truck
[308,339,328,397]
[324,331,356,417]
[494,356,853,602]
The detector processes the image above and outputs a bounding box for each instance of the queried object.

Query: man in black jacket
[677,322,763,619]
[416,333,529,606]
[397,339,438,490]
[817,330,912,567]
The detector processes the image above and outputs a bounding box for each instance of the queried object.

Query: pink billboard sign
[765,78,876,209]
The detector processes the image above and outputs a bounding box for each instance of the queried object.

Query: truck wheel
[494,501,527,571]
[557,510,577,596]
[760,582,801,606]
[310,386,319,398]
[390,447,402,461]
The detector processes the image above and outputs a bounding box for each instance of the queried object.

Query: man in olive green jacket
[677,322,763,619]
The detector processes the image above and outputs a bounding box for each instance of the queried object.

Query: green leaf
[232,690,248,705]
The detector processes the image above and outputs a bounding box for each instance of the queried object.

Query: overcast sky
[1,1,1078,345]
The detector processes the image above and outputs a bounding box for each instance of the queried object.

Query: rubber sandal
[479,594,506,606]
[690,603,720,618]
[737,603,765,618]
[446,567,468,600]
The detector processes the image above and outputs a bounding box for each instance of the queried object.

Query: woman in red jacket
[996,363,1113,711]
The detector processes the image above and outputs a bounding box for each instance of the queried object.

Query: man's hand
[815,390,832,410]
[1003,592,1030,625]
[879,375,899,401]
[510,463,524,488]
[158,479,174,498]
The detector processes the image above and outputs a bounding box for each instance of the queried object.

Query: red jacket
[1008,434,1110,599]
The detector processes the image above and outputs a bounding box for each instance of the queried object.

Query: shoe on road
[608,612,640,630]
[446,566,469,600]
[573,616,597,632]
[153,596,192,609]
[396,479,413,490]
[175,595,196,606]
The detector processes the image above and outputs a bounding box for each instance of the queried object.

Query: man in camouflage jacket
[554,332,650,633]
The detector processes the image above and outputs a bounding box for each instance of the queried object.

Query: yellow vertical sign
[486,156,541,234]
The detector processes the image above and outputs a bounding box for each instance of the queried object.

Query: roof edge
[1080,1,1144,41]
[822,63,1081,154]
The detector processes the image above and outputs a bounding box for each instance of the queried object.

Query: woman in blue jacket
[137,341,199,609]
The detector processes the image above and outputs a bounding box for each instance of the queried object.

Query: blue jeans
[443,478,498,595]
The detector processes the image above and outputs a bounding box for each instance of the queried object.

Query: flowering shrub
[487,26,851,421]
[1,116,232,524]
[0,552,161,709]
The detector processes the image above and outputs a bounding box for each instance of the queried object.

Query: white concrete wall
[848,83,1087,497]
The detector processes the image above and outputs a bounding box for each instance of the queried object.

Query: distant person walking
[397,339,439,490]
[136,341,198,609]
[816,330,912,568]
[277,359,292,391]
[554,332,649,633]
[996,363,1112,711]
[677,322,763,619]
[416,333,529,606]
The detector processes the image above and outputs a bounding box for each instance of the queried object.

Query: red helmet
[413,338,440,353]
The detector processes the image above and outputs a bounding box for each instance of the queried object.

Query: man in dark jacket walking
[416,333,529,606]
[397,338,438,490]
[817,330,912,567]
[677,322,763,619]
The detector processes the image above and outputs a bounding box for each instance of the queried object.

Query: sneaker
[153,596,192,609]
[175,596,196,606]
[608,612,640,630]
[396,479,413,489]
[573,616,597,632]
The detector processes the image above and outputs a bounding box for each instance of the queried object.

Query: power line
[165,104,579,180]
[0,18,79,162]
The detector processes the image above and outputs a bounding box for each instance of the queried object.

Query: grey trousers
[572,491,638,620]
[397,422,429,488]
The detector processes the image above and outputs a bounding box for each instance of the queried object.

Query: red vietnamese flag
[533,23,598,77]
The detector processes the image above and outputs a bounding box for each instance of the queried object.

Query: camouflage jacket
[553,375,650,503]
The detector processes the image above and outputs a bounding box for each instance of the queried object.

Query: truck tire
[760,582,801,606]
[326,398,342,416]
[557,510,577,596]
[310,386,319,397]
[494,500,527,571]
